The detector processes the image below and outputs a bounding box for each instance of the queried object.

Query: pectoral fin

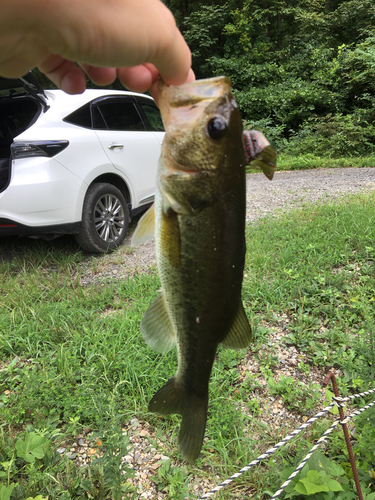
[243,130,276,180]
[131,203,155,246]
[221,302,252,349]
[249,145,276,181]
[140,293,176,353]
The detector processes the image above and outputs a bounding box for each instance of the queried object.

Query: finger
[117,64,156,93]
[149,79,160,104]
[182,68,196,85]
[117,64,195,105]
[38,54,87,94]
[150,67,195,104]
[79,64,117,86]
[149,11,193,87]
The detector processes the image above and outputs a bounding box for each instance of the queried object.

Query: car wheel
[75,182,129,253]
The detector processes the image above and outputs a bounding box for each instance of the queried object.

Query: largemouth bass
[132,76,254,463]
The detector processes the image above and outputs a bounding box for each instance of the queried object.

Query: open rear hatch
[0,71,47,104]
[0,72,47,192]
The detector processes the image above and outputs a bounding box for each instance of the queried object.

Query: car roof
[0,77,156,122]
[44,89,154,116]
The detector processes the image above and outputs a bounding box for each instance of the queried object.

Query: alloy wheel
[94,194,126,243]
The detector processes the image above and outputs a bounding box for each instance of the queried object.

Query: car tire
[75,182,129,254]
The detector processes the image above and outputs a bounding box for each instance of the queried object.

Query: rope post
[323,372,363,500]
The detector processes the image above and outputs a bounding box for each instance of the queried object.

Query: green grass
[247,155,375,174]
[276,154,375,171]
[1,192,375,498]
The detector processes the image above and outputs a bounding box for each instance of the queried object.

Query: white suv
[0,73,164,253]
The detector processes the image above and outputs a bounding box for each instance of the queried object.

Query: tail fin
[149,376,208,464]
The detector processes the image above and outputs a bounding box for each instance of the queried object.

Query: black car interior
[0,98,41,192]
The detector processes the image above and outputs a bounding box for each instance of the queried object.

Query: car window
[64,104,92,128]
[94,100,145,131]
[92,106,106,129]
[136,98,164,131]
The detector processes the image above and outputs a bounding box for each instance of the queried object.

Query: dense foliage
[165,0,375,157]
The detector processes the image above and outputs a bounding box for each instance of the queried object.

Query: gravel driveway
[79,167,375,285]
[245,166,375,222]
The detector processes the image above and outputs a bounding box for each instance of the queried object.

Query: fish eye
[206,116,227,140]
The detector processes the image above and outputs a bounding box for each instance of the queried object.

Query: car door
[92,96,162,209]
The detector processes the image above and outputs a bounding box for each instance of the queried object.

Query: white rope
[269,395,375,500]
[198,386,375,499]
[198,402,336,499]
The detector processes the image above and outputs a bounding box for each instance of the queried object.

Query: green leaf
[319,470,329,482]
[297,479,330,495]
[0,484,15,500]
[307,452,331,473]
[80,478,94,493]
[305,470,321,484]
[326,479,343,492]
[328,462,345,477]
[294,482,309,495]
[281,466,299,481]
[295,471,330,495]
[325,389,339,414]
[15,433,48,463]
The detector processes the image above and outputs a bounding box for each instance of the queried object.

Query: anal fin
[141,292,176,353]
[131,203,155,246]
[221,302,252,349]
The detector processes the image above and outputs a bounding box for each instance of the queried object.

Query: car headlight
[11,140,69,159]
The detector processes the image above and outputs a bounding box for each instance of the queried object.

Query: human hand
[1,0,194,103]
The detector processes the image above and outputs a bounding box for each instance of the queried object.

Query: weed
[254,346,279,370]
[282,449,375,500]
[276,155,375,172]
[267,375,321,413]
[0,421,136,499]
[298,361,311,376]
[151,459,190,498]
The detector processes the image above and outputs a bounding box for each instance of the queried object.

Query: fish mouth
[158,77,233,131]
[159,77,231,108]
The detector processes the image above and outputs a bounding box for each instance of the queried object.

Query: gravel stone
[245,167,375,223]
